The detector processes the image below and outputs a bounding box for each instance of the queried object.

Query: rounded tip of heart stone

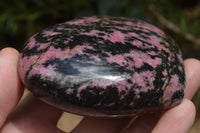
[18,16,185,117]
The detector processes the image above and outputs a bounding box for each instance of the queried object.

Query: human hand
[0,47,199,133]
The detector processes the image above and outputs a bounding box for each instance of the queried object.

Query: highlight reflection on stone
[19,16,185,117]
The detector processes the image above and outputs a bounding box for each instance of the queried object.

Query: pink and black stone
[19,16,185,117]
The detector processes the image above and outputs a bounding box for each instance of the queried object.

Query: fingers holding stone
[184,58,200,99]
[0,48,63,132]
[152,99,196,133]
[0,48,24,127]
[1,94,64,133]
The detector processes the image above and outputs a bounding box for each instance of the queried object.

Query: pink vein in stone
[37,43,50,51]
[106,54,127,67]
[127,32,163,50]
[19,55,39,84]
[81,30,99,37]
[82,29,126,44]
[131,71,155,92]
[117,79,132,99]
[107,50,161,70]
[24,35,37,50]
[42,31,61,36]
[106,30,125,44]
[25,33,52,52]
[27,53,67,86]
[177,53,184,68]
[27,44,89,81]
[162,75,183,107]
[131,40,144,48]
[56,27,71,31]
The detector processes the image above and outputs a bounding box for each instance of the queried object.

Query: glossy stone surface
[19,16,185,117]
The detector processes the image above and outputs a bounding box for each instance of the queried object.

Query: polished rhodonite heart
[18,16,185,117]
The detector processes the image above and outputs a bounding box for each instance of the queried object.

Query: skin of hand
[0,47,200,133]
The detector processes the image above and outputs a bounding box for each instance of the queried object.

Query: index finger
[0,48,24,127]
[184,58,200,99]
